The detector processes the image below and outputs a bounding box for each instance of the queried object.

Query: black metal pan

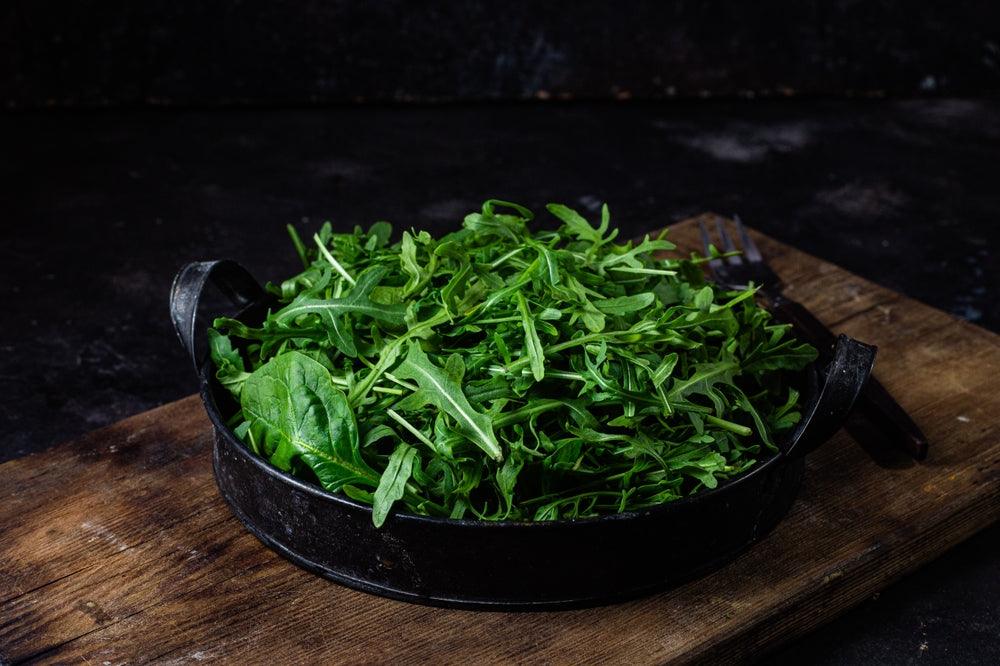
[170,259,876,610]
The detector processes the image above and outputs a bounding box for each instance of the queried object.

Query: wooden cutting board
[2,217,998,664]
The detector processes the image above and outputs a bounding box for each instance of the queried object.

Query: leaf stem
[705,414,753,436]
[314,233,356,285]
[386,409,438,451]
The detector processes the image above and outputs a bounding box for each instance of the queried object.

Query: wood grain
[2,217,998,665]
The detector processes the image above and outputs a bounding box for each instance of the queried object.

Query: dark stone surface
[3,1,1000,108]
[1,99,997,661]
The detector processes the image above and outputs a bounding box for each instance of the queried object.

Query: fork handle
[765,294,838,351]
[765,293,929,460]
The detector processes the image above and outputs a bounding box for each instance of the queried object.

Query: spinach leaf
[241,351,378,491]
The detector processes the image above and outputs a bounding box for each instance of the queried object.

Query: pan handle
[783,334,877,460]
[169,260,265,371]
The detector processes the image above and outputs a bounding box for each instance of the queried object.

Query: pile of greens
[210,200,817,526]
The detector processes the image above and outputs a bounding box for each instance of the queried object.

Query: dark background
[2,2,998,663]
[3,0,1000,108]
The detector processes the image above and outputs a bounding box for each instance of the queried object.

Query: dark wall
[4,1,999,109]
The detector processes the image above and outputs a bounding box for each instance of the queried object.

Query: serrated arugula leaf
[274,265,407,328]
[516,292,545,381]
[372,442,418,527]
[393,341,503,461]
[546,203,601,242]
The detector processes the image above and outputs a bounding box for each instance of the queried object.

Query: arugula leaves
[392,342,503,462]
[372,443,418,527]
[212,200,817,526]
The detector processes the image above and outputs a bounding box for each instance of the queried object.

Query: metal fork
[699,216,929,460]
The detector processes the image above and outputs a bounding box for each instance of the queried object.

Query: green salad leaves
[210,200,817,526]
